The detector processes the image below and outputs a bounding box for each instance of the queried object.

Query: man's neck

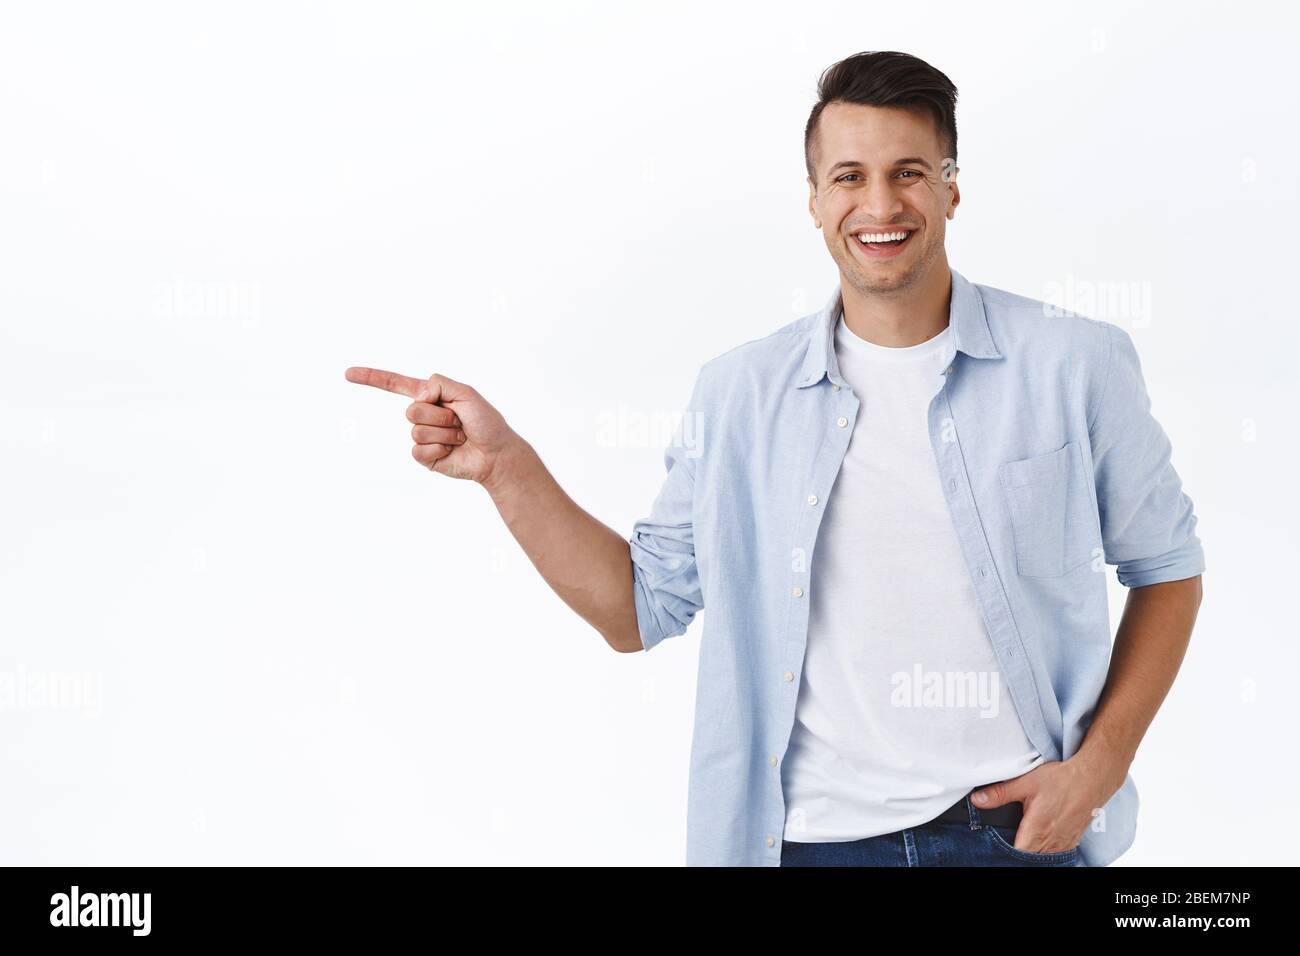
[840,260,952,348]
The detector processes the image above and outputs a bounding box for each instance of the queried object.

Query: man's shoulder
[693,311,821,391]
[970,276,1134,425]
[972,276,1115,357]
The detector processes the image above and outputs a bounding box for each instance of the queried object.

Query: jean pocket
[985,824,1080,864]
[999,440,1096,578]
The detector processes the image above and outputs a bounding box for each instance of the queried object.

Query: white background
[1,0,1293,865]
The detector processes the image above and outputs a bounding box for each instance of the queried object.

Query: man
[345,50,1204,867]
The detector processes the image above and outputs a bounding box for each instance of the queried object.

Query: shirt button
[769,755,778,767]
[836,416,848,427]
[807,494,818,506]
[948,478,956,492]
[783,671,794,682]
[792,586,804,597]
[765,836,776,847]
[832,384,840,392]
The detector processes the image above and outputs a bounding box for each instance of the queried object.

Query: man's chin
[851,264,918,295]
[843,243,939,296]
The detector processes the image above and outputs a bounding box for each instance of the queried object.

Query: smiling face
[807,101,959,296]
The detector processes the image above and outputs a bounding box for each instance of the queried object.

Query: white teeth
[858,230,911,244]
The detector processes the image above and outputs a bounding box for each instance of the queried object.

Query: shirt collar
[795,266,1001,388]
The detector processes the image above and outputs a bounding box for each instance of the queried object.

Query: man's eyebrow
[826,156,935,176]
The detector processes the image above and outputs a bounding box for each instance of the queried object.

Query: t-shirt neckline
[835,309,952,363]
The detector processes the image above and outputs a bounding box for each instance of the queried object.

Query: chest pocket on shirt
[999,440,1096,577]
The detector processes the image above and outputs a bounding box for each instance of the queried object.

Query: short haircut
[805,50,959,182]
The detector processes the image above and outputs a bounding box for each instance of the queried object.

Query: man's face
[807,101,959,295]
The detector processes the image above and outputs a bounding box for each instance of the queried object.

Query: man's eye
[898,170,921,179]
[837,173,861,183]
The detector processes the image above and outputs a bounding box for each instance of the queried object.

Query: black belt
[929,787,1023,828]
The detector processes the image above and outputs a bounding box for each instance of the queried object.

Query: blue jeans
[780,794,1086,866]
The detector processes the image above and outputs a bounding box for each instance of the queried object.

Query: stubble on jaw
[838,227,945,299]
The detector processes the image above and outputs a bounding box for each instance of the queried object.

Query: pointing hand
[344,367,521,484]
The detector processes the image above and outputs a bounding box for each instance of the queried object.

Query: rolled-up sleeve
[1088,321,1205,588]
[629,370,707,651]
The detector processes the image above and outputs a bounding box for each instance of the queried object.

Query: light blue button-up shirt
[629,266,1205,867]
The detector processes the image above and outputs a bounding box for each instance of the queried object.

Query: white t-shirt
[781,310,1044,843]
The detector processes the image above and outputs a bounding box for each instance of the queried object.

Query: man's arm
[344,367,642,652]
[481,438,644,652]
[1078,319,1208,794]
[1057,322,1208,836]
[972,322,1207,852]
[1070,575,1204,797]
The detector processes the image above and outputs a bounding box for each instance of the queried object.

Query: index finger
[345,366,425,398]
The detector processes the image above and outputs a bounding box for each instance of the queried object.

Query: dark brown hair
[804,51,958,182]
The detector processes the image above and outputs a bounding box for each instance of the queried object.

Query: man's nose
[859,176,905,222]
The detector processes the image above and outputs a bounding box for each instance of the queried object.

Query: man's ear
[946,175,961,221]
[807,176,820,229]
